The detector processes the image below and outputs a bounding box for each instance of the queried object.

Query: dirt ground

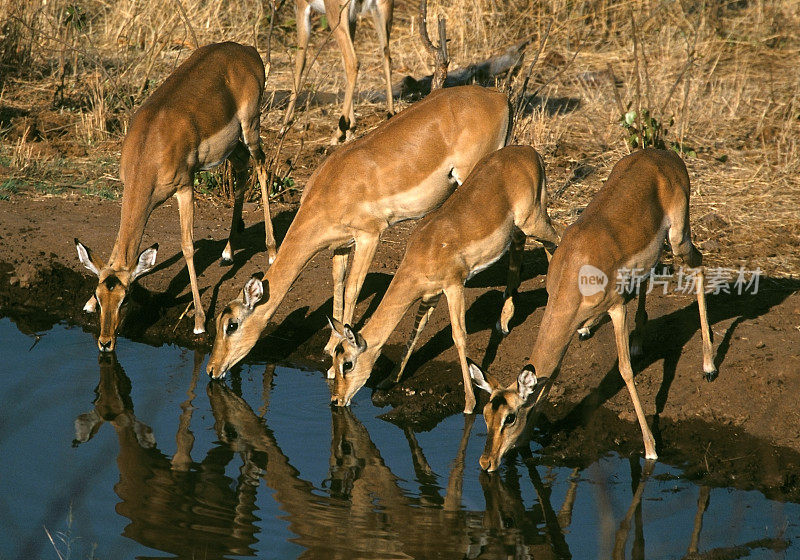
[1,0,799,502]
[1,187,799,499]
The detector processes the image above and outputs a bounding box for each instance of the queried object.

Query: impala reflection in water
[73,352,260,558]
[0,321,797,559]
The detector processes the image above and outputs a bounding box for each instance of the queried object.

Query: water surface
[0,319,797,559]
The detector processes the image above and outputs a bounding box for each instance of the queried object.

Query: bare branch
[419,0,449,89]
[513,20,552,120]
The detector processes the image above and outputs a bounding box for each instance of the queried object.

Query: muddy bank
[1,195,800,498]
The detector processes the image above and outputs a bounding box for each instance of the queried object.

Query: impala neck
[253,206,336,328]
[529,287,583,380]
[360,272,423,358]
[108,178,158,271]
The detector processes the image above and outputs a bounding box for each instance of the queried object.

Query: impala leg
[534,221,560,262]
[667,202,715,379]
[241,104,276,265]
[371,0,394,116]
[521,199,560,263]
[283,0,311,131]
[629,288,648,357]
[340,235,380,328]
[324,247,351,356]
[608,302,656,460]
[694,266,716,380]
[498,228,526,335]
[396,294,441,383]
[688,485,711,554]
[175,187,205,335]
[255,161,277,264]
[444,284,476,414]
[577,313,605,340]
[330,10,359,143]
[221,144,250,265]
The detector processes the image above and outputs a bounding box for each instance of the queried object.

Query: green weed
[0,178,22,195]
[620,110,697,157]
[35,183,66,195]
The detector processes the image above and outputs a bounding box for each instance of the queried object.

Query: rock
[698,212,729,230]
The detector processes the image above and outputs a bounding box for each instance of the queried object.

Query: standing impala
[206,85,512,378]
[283,0,394,143]
[75,42,276,351]
[469,147,716,471]
[328,145,559,413]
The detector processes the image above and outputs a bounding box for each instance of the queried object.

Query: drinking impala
[470,148,716,471]
[206,85,512,378]
[328,145,559,412]
[75,42,276,351]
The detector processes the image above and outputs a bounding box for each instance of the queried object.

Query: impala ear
[131,243,158,280]
[516,364,538,401]
[242,277,266,310]
[73,410,103,445]
[327,316,347,339]
[133,420,156,449]
[343,324,367,352]
[468,359,498,394]
[75,238,103,276]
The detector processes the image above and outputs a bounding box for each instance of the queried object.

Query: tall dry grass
[0,0,798,274]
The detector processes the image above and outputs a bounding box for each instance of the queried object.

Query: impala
[328,145,559,412]
[470,147,716,471]
[75,42,276,351]
[283,0,394,143]
[206,85,512,378]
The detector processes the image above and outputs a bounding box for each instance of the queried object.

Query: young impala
[75,42,276,352]
[206,86,512,379]
[328,145,559,413]
[469,148,716,471]
[283,0,394,143]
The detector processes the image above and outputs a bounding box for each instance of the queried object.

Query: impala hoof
[495,320,510,336]
[220,256,233,266]
[703,367,718,382]
[193,326,206,335]
[578,327,592,341]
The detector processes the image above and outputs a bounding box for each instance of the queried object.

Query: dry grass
[0,0,798,276]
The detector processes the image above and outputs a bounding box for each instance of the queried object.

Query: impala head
[469,361,539,472]
[207,277,268,379]
[327,317,369,407]
[75,239,158,352]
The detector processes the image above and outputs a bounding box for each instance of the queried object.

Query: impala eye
[504,413,517,426]
[343,360,353,372]
[226,321,239,335]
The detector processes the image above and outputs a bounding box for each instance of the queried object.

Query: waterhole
[1,318,797,559]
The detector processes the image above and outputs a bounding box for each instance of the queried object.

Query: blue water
[0,318,797,559]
